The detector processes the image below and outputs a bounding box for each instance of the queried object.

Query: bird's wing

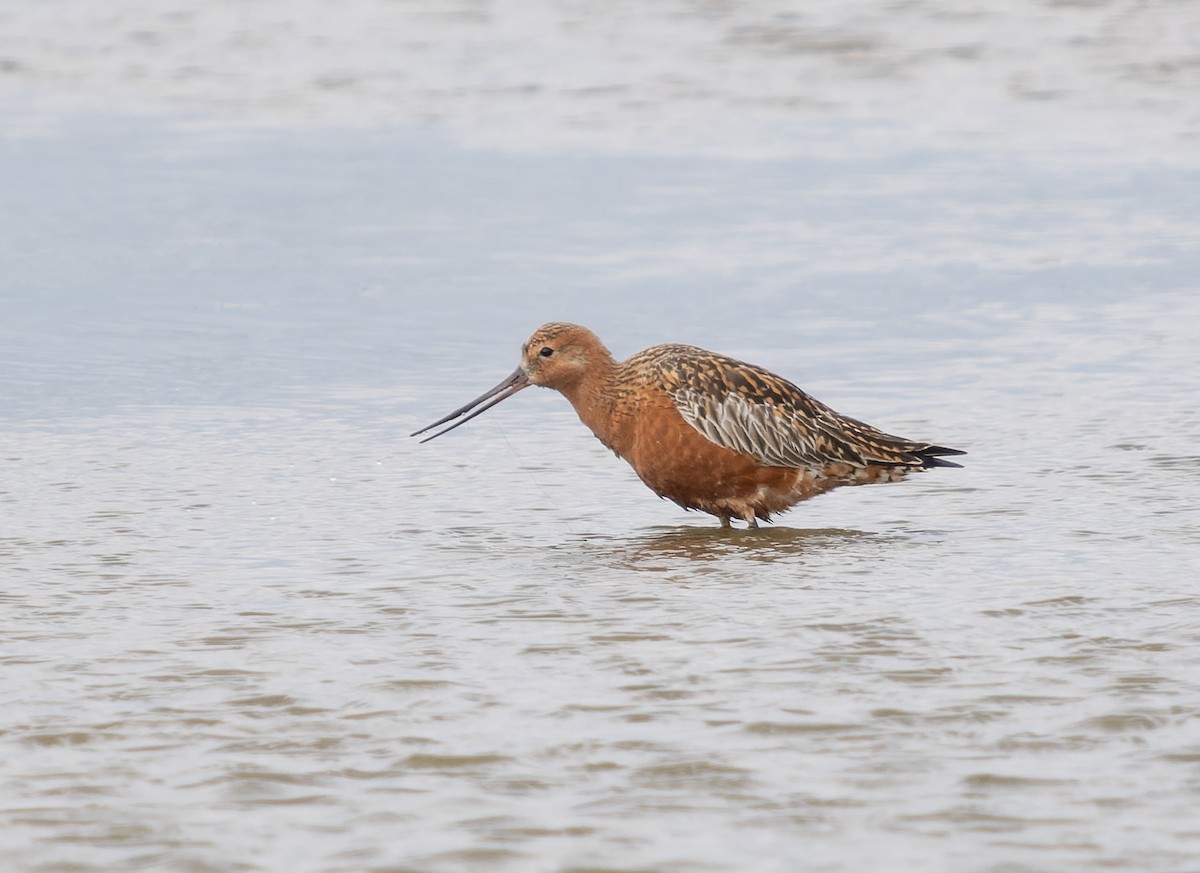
[655,347,950,469]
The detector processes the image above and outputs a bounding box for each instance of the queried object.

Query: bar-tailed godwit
[413,323,964,528]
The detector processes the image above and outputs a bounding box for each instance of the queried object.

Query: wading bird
[413,323,964,528]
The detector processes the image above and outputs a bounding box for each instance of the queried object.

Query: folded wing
[659,349,963,470]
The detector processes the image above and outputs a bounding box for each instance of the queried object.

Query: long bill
[410,367,531,443]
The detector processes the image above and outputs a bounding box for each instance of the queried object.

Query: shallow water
[3,3,1200,872]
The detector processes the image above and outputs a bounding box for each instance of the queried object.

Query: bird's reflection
[578,524,880,568]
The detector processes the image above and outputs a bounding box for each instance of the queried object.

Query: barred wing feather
[664,353,955,469]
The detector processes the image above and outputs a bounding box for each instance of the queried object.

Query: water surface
[3,3,1200,872]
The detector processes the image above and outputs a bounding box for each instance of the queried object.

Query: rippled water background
[3,3,1200,872]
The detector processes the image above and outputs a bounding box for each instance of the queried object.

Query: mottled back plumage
[627,344,963,471]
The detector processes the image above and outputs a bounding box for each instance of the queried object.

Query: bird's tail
[914,445,966,469]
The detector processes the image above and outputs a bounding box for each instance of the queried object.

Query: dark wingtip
[918,445,966,469]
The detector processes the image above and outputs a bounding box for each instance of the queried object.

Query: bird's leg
[742,511,759,529]
[719,515,732,529]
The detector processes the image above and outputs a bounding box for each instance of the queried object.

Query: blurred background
[2,4,1199,873]
[4,0,1199,153]
[2,0,1198,409]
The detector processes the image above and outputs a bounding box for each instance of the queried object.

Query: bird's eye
[539,346,554,357]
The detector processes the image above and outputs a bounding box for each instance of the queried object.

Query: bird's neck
[557,354,627,454]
